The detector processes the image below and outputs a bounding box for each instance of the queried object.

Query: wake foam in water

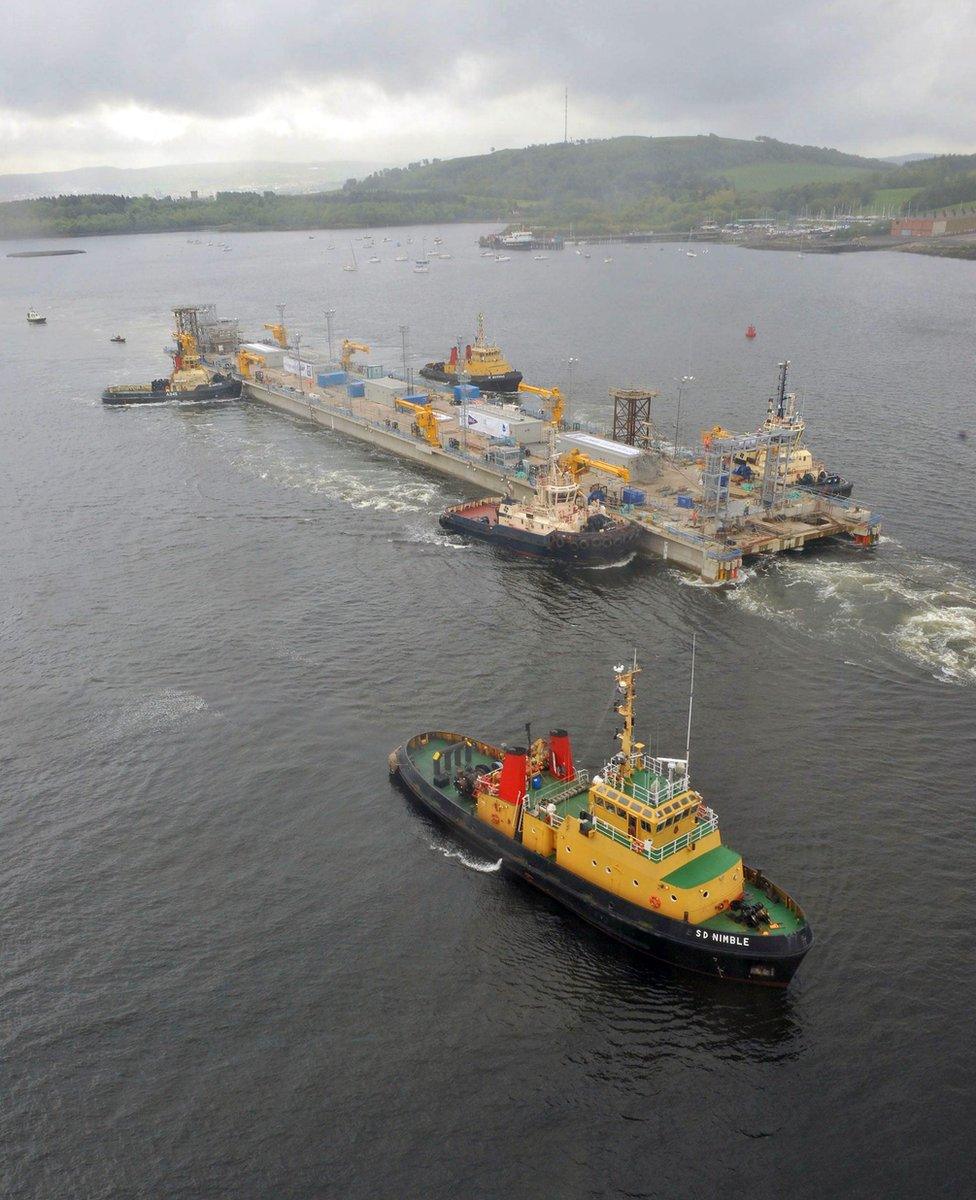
[675,565,755,590]
[893,605,976,684]
[430,841,503,873]
[91,688,209,745]
[579,551,638,571]
[730,555,976,685]
[234,440,440,513]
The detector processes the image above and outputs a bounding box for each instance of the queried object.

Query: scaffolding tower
[699,429,796,531]
[610,388,658,448]
[172,305,203,348]
[172,304,240,354]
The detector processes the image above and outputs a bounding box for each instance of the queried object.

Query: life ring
[649,895,661,909]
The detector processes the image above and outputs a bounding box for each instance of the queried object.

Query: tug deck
[404,734,805,939]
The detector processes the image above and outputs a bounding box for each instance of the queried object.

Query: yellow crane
[236,349,264,379]
[263,322,288,349]
[394,397,442,447]
[341,339,371,372]
[558,448,630,484]
[518,382,565,428]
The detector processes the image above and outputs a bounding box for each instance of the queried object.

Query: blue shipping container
[676,494,694,509]
[401,393,429,405]
[621,487,646,506]
[317,371,347,387]
[347,381,365,398]
[453,383,481,401]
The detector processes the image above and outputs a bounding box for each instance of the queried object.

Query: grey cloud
[3,1,975,154]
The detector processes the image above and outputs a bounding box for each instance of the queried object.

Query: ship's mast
[614,654,643,778]
[685,633,696,772]
[775,360,789,420]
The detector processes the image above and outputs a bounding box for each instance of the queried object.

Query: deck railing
[601,752,690,807]
[593,810,719,863]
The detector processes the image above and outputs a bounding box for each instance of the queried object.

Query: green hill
[357,135,886,204]
[0,135,902,239]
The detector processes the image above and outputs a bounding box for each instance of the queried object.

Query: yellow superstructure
[170,329,210,391]
[471,659,746,926]
[463,312,515,379]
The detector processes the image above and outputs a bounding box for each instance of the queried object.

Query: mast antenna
[684,634,697,771]
[777,360,790,420]
[564,87,568,143]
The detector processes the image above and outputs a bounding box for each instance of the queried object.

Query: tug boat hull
[799,477,854,499]
[419,363,523,393]
[439,499,640,562]
[101,376,242,405]
[392,736,813,986]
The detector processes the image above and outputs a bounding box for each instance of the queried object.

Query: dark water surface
[2,227,974,1198]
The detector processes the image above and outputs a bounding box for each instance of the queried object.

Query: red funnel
[497,747,528,804]
[549,729,575,781]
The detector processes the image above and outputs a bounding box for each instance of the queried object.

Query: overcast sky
[2,0,974,174]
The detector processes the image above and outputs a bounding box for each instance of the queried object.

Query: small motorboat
[745,325,757,339]
[111,334,126,343]
[27,308,46,324]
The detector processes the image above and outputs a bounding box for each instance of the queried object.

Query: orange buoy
[745,324,757,339]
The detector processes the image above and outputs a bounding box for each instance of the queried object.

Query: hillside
[357,135,885,204]
[0,135,927,240]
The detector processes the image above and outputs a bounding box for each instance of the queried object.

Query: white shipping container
[365,377,409,405]
[282,356,314,380]
[239,343,284,368]
[464,409,513,438]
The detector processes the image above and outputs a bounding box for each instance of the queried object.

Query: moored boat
[391,657,813,986]
[704,360,854,498]
[27,308,46,324]
[440,468,639,563]
[101,316,241,405]
[420,313,523,393]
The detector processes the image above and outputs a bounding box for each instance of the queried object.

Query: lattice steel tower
[610,388,658,448]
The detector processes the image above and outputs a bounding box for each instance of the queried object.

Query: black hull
[795,476,854,498]
[393,744,812,986]
[439,509,640,563]
[419,364,523,393]
[101,378,242,406]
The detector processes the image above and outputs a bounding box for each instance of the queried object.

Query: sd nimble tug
[392,656,812,985]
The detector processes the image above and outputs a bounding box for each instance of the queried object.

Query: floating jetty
[187,306,881,583]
